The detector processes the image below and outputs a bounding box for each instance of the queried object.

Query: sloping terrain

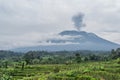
[13,30,120,52]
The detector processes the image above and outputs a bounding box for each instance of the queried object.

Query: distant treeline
[0,48,120,65]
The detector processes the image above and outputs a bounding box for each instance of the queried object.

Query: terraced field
[0,60,120,80]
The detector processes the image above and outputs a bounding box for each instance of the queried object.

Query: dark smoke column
[72,13,85,31]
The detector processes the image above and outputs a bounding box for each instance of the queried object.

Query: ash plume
[72,13,85,31]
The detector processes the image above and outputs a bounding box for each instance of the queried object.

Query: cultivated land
[0,60,120,80]
[0,49,120,80]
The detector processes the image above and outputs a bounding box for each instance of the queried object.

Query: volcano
[13,30,120,52]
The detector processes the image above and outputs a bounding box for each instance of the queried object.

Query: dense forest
[0,48,120,80]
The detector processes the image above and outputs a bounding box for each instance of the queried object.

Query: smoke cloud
[72,13,85,31]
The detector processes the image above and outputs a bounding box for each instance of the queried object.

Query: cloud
[0,32,82,50]
[97,32,120,44]
[0,0,120,49]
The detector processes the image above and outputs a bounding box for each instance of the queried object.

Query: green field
[0,49,120,80]
[0,60,120,80]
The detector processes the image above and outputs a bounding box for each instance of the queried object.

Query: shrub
[1,74,13,80]
[117,58,120,64]
[53,67,60,73]
[75,75,98,80]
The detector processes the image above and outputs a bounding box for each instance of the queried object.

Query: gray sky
[0,0,120,49]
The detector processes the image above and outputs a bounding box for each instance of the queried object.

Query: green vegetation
[0,48,120,80]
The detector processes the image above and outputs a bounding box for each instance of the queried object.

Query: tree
[116,48,120,57]
[21,62,25,70]
[23,51,34,65]
[111,48,120,59]
[75,53,82,63]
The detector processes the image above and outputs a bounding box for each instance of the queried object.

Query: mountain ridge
[12,30,120,52]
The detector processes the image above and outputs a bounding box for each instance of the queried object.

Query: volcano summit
[13,30,120,52]
[12,13,120,52]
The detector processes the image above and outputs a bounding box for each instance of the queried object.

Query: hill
[12,30,120,52]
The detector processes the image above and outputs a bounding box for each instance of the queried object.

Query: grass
[0,60,120,80]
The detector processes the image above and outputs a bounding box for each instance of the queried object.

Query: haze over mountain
[13,30,120,52]
[12,12,120,52]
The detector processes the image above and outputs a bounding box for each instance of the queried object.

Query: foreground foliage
[0,60,120,80]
